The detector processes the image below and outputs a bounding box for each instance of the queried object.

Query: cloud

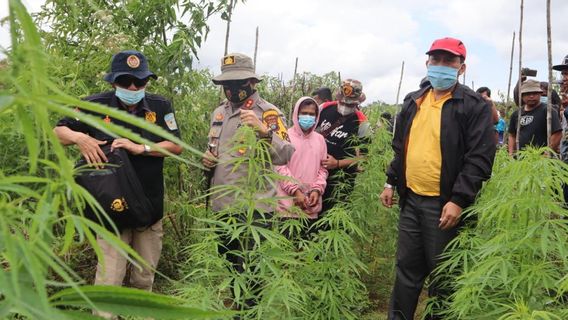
[195,0,568,104]
[3,0,568,104]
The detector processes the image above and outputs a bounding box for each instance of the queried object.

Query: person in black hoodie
[379,38,496,320]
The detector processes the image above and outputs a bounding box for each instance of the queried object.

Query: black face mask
[223,80,254,103]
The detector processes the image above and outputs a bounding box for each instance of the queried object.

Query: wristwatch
[143,144,151,154]
[384,183,394,189]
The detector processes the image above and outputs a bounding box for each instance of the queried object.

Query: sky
[2,0,568,105]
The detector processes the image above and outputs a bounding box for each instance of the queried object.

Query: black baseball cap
[104,50,157,83]
[552,54,568,71]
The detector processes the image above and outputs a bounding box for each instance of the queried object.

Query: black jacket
[386,84,496,209]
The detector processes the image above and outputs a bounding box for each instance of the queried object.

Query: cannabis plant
[436,148,568,319]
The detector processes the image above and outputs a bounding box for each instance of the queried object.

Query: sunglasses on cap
[115,75,149,88]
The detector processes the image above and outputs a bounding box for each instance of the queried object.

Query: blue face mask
[540,96,548,105]
[115,87,145,106]
[298,115,316,130]
[427,65,459,90]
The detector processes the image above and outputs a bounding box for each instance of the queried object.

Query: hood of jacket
[291,96,320,137]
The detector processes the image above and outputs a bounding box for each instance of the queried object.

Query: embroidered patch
[223,55,235,65]
[164,113,178,130]
[145,111,156,123]
[343,84,353,96]
[127,55,140,68]
[215,112,224,121]
[243,98,254,110]
[262,109,289,141]
[110,198,128,212]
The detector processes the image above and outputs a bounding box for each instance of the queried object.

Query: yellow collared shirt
[405,89,452,196]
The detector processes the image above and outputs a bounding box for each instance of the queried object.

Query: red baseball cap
[426,37,467,60]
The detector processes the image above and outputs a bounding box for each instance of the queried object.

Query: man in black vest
[54,50,182,318]
[315,79,370,215]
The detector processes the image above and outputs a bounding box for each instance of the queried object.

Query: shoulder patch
[262,109,289,141]
[164,113,178,130]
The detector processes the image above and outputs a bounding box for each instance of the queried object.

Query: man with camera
[513,68,561,107]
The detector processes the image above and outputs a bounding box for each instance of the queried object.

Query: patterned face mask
[223,80,254,103]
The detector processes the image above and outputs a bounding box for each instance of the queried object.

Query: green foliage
[256,71,341,123]
[172,125,382,319]
[50,285,227,319]
[436,148,568,319]
[0,0,227,319]
[347,122,399,311]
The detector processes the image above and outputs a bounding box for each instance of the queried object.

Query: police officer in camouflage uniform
[202,53,294,308]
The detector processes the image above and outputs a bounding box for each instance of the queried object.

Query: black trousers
[217,211,273,309]
[389,191,459,320]
[320,170,356,215]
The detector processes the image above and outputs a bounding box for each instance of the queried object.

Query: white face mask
[337,103,355,116]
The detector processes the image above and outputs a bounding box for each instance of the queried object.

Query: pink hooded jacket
[275,97,328,219]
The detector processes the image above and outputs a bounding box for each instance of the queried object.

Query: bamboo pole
[288,57,298,125]
[546,0,553,151]
[391,61,405,133]
[223,0,235,56]
[516,0,524,154]
[253,26,259,71]
[506,32,516,103]
[395,61,405,106]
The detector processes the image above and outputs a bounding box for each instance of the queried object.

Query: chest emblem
[110,198,128,212]
[145,111,157,123]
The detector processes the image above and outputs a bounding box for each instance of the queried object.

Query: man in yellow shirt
[380,38,496,320]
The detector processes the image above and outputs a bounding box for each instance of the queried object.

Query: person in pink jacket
[276,97,328,221]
